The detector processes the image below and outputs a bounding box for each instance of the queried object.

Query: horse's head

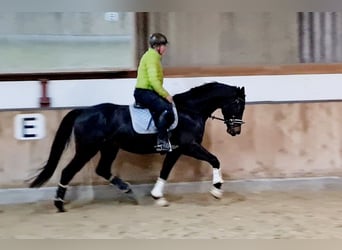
[221,86,246,136]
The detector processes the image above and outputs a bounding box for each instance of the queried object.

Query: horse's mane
[173,81,237,107]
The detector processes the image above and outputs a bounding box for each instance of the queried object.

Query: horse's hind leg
[54,145,99,212]
[95,143,131,193]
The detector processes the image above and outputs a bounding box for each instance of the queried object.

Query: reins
[209,115,225,122]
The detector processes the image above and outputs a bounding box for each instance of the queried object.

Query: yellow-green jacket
[135,48,170,98]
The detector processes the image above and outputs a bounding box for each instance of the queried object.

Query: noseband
[209,97,245,126]
[209,115,245,126]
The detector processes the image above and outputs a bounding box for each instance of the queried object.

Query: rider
[134,32,174,152]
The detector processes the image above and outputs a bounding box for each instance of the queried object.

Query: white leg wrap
[54,197,65,202]
[58,183,68,189]
[211,168,223,199]
[213,168,224,184]
[151,177,166,198]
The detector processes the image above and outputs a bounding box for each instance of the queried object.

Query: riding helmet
[149,33,168,48]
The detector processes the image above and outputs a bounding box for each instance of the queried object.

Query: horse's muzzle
[226,118,244,136]
[227,126,241,136]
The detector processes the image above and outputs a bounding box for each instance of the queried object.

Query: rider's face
[157,45,167,55]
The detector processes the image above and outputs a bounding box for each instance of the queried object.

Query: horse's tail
[29,109,82,188]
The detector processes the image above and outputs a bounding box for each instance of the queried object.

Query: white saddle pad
[129,104,178,134]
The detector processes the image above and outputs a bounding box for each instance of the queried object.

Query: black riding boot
[155,131,172,152]
[154,110,173,152]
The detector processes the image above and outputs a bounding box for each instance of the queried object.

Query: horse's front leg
[211,168,224,199]
[151,150,181,206]
[183,143,224,199]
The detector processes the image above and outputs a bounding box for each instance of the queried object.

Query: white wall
[1,73,342,110]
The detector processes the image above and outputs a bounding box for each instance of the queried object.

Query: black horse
[29,81,246,212]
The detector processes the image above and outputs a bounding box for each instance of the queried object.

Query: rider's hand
[166,95,173,103]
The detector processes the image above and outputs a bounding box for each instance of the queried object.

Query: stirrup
[155,143,172,152]
[155,144,179,152]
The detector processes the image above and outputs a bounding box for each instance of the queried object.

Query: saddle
[129,102,178,134]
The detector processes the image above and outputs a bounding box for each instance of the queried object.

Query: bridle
[210,115,245,126]
[209,97,246,127]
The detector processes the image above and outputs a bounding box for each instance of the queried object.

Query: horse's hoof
[111,177,131,193]
[152,196,170,207]
[155,197,170,207]
[210,186,223,199]
[120,186,131,193]
[118,181,131,193]
[124,188,133,194]
[54,199,66,212]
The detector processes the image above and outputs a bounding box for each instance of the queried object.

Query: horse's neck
[180,97,222,119]
[175,83,237,119]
